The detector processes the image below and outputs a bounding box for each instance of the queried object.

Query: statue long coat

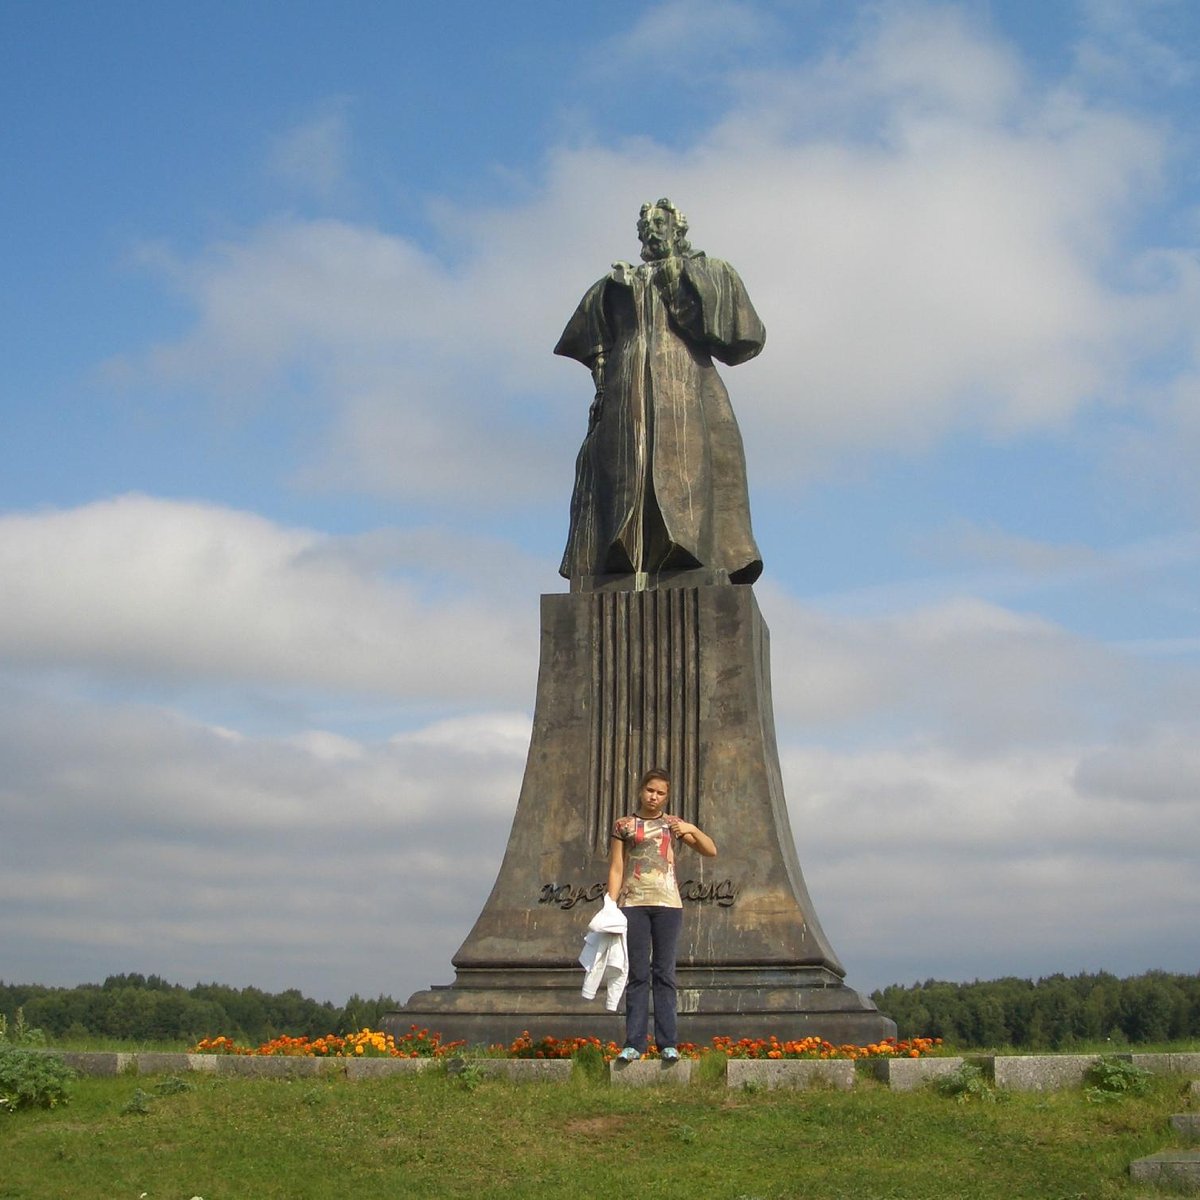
[555,252,765,585]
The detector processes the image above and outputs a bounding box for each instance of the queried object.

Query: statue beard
[639,236,674,262]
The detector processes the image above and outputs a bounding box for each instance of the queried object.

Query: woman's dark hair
[639,767,671,790]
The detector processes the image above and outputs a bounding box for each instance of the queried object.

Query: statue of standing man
[555,199,766,591]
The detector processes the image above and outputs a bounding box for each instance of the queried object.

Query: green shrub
[120,1087,154,1116]
[1083,1055,1151,1104]
[932,1061,1000,1104]
[0,1045,75,1111]
[445,1058,485,1092]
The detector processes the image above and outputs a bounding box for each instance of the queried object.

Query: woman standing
[608,767,717,1061]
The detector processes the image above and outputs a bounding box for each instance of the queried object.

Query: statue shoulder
[554,276,613,362]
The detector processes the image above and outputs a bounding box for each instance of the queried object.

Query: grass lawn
[1,1064,1191,1199]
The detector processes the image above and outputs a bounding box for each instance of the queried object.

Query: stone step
[1129,1150,1200,1190]
[609,1058,692,1087]
[1171,1113,1200,1144]
[726,1059,855,1091]
[869,1056,964,1091]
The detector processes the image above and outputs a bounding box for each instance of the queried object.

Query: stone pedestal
[385,585,894,1046]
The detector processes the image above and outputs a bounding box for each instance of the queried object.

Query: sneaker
[616,1046,641,1062]
[660,1047,680,1062]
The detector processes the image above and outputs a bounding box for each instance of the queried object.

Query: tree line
[0,974,399,1045]
[871,970,1200,1048]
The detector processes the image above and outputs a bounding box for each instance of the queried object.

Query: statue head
[638,198,691,262]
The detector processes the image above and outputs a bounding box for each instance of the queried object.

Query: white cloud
[0,496,537,703]
[1075,726,1200,805]
[1073,0,1195,92]
[782,739,1200,991]
[916,520,1106,578]
[0,686,528,1001]
[762,585,1134,748]
[595,0,777,75]
[1106,368,1200,517]
[267,100,354,201]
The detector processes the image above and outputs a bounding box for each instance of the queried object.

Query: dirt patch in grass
[563,1115,629,1138]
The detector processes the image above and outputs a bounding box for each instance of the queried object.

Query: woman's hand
[665,816,717,857]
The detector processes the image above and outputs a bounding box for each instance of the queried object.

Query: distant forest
[0,974,397,1046]
[873,970,1200,1047]
[3,970,1198,1048]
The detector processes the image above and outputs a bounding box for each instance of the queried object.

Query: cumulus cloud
[0,496,538,703]
[1074,726,1200,805]
[782,739,1200,991]
[762,586,1133,748]
[0,685,528,1000]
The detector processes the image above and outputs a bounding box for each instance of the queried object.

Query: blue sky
[2,0,1199,1007]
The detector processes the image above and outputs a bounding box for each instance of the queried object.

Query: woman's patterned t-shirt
[612,815,682,908]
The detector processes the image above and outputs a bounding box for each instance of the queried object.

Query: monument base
[384,585,895,1047]
[389,965,894,1047]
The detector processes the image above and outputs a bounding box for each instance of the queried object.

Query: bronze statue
[555,199,765,589]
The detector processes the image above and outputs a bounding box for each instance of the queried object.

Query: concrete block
[133,1052,196,1075]
[727,1059,855,1091]
[344,1057,438,1080]
[869,1056,964,1091]
[992,1055,1099,1092]
[57,1052,133,1077]
[450,1058,573,1083]
[1170,1053,1200,1077]
[1171,1113,1200,1144]
[1190,1080,1200,1100]
[1129,1150,1200,1190]
[211,1055,329,1078]
[610,1058,693,1088]
[1128,1052,1200,1077]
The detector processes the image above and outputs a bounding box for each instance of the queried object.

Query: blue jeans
[621,905,682,1052]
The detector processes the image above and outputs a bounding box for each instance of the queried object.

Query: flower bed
[191,1026,464,1059]
[498,1032,621,1060]
[709,1035,942,1061]
[192,1029,941,1062]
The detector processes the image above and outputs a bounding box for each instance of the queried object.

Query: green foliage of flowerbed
[1,1063,1187,1198]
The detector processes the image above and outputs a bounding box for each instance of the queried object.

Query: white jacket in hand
[578,895,629,1010]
